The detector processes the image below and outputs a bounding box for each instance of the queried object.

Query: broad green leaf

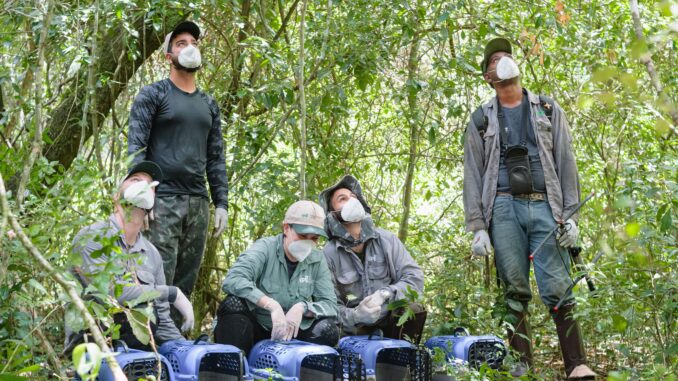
[0,375,28,381]
[625,222,640,237]
[73,343,103,381]
[507,299,524,312]
[125,309,151,345]
[607,371,629,381]
[612,314,628,333]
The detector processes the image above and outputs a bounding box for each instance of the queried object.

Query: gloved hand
[285,303,305,340]
[213,207,228,237]
[362,289,390,308]
[557,219,578,248]
[352,298,382,325]
[472,229,493,256]
[263,298,289,341]
[173,288,195,333]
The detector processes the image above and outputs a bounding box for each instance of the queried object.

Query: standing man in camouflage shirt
[128,21,228,303]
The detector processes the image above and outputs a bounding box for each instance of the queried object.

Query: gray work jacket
[323,228,424,330]
[463,89,581,232]
[68,215,182,343]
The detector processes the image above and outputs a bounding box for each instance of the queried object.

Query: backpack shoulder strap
[539,94,555,123]
[471,106,488,138]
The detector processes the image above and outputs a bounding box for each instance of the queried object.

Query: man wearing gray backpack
[462,37,595,380]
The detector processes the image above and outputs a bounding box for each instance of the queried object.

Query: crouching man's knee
[217,295,249,316]
[303,318,339,347]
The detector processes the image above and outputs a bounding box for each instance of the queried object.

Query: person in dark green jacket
[214,201,339,354]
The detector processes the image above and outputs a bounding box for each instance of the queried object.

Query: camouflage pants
[148,195,209,297]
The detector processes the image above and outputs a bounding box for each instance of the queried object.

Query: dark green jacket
[222,234,337,330]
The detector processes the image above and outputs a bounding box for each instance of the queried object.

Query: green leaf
[607,371,629,381]
[27,279,47,294]
[655,118,671,137]
[656,204,672,232]
[387,299,409,311]
[396,308,414,327]
[625,222,640,237]
[73,343,103,381]
[427,126,436,145]
[125,309,151,345]
[0,375,29,381]
[612,314,628,333]
[591,67,617,83]
[507,299,524,312]
[15,365,40,374]
[125,289,161,308]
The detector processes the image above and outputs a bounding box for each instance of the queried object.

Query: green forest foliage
[0,0,675,379]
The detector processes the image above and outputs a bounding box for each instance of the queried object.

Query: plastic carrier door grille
[333,351,366,381]
[301,353,334,372]
[122,359,170,381]
[337,336,430,381]
[199,352,242,376]
[299,354,337,381]
[375,347,431,381]
[467,340,505,369]
[424,335,506,370]
[248,340,343,380]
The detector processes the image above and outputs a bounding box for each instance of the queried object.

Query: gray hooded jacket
[319,176,425,331]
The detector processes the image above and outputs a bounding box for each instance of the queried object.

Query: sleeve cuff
[386,286,398,301]
[467,220,486,233]
[246,289,266,306]
[167,286,178,303]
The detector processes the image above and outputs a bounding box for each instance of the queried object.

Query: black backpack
[471,95,555,138]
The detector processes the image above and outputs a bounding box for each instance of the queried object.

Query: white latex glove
[472,230,493,257]
[352,299,381,325]
[362,289,389,308]
[284,303,305,340]
[557,219,579,248]
[213,207,228,237]
[173,288,195,332]
[263,299,289,341]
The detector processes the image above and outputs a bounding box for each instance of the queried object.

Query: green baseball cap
[481,37,512,73]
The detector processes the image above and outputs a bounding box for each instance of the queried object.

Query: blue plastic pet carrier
[424,328,506,370]
[158,337,251,380]
[338,334,431,381]
[74,342,174,381]
[248,339,362,381]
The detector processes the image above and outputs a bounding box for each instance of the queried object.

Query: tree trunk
[297,0,308,198]
[8,10,189,193]
[398,11,422,243]
[628,0,678,130]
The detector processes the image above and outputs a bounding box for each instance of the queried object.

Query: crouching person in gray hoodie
[319,175,426,344]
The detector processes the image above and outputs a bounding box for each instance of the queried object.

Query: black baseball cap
[481,37,512,73]
[126,161,163,182]
[164,21,201,53]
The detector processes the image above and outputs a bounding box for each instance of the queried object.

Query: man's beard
[171,55,200,73]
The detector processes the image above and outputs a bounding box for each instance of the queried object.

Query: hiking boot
[510,361,530,377]
[553,304,595,379]
[507,306,533,369]
[567,364,596,380]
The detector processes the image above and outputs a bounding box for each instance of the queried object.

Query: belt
[496,192,546,201]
